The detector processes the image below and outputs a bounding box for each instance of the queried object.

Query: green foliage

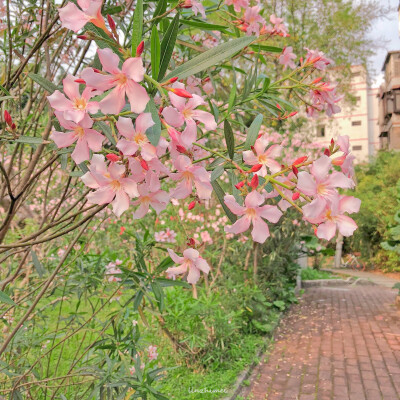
[348,151,400,271]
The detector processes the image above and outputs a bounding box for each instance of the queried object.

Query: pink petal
[50,130,76,148]
[297,171,317,196]
[167,248,185,264]
[244,190,264,208]
[122,57,145,82]
[100,86,126,115]
[125,81,150,114]
[316,221,337,240]
[162,107,185,128]
[225,216,251,235]
[224,195,246,216]
[59,3,89,32]
[251,217,270,243]
[97,48,121,75]
[192,109,217,130]
[135,113,155,134]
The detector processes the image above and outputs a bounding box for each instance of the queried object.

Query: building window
[352,145,362,151]
[317,125,325,137]
[352,121,361,126]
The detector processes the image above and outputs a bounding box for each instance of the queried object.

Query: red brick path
[241,286,400,400]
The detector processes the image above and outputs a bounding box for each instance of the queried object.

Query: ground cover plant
[0,0,363,398]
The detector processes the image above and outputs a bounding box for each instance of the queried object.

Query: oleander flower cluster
[48,0,360,285]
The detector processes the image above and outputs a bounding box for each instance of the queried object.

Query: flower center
[74,97,87,110]
[110,180,122,191]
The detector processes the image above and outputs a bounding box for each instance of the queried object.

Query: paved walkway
[240,285,400,400]
[325,268,400,288]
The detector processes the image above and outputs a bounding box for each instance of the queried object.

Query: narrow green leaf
[151,26,161,80]
[0,290,16,306]
[131,0,143,55]
[31,250,46,277]
[28,73,59,94]
[224,120,235,159]
[211,165,225,181]
[245,114,263,150]
[211,181,237,223]
[165,36,253,81]
[158,13,180,81]
[144,100,161,146]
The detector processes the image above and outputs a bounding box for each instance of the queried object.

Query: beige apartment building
[310,65,380,163]
[379,51,400,150]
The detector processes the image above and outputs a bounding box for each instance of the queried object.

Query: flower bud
[168,87,193,98]
[106,153,120,162]
[235,180,245,190]
[188,201,196,210]
[140,159,149,171]
[292,165,298,177]
[249,174,259,189]
[107,14,116,31]
[292,192,300,200]
[4,110,12,126]
[250,164,263,172]
[136,41,144,57]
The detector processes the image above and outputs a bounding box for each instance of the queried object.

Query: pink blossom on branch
[116,113,156,161]
[81,155,139,217]
[81,48,149,115]
[51,112,104,164]
[59,0,108,34]
[47,75,99,123]
[166,248,210,284]
[224,191,282,243]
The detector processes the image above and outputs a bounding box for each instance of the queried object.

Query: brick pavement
[241,286,400,400]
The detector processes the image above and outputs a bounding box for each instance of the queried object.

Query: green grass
[300,268,339,280]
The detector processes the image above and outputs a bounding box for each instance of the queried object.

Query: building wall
[310,65,379,163]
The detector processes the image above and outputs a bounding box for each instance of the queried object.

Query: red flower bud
[176,145,187,154]
[249,174,259,189]
[292,192,300,200]
[324,148,331,156]
[169,88,193,98]
[136,41,144,57]
[140,159,149,170]
[106,153,120,162]
[188,201,196,210]
[292,165,299,177]
[107,14,116,31]
[292,156,308,166]
[4,110,12,126]
[250,164,263,172]
[74,78,86,84]
[235,180,245,190]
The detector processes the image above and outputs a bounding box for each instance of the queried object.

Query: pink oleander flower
[305,48,333,70]
[162,83,217,131]
[81,155,139,217]
[166,248,210,284]
[224,191,282,243]
[116,114,156,161]
[132,173,169,218]
[297,155,354,206]
[242,134,282,175]
[47,75,99,123]
[244,6,265,36]
[81,48,149,115]
[279,46,296,70]
[225,0,248,12]
[170,155,212,200]
[59,0,108,34]
[147,345,158,361]
[303,195,361,240]
[51,112,104,164]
